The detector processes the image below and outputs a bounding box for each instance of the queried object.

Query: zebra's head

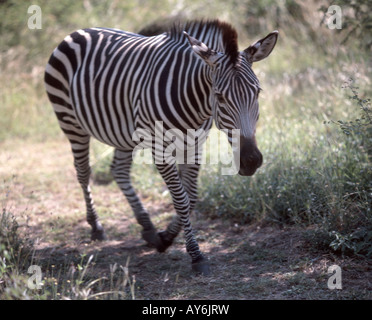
[184,30,278,176]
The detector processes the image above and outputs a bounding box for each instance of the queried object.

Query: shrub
[0,205,33,299]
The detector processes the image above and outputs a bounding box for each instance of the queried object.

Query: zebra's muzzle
[237,136,263,176]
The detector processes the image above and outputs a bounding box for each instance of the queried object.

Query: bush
[0,205,33,299]
[323,79,372,257]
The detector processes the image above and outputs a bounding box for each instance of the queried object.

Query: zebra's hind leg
[71,137,107,241]
[110,149,163,249]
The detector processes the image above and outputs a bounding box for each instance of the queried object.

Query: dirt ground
[1,140,371,300]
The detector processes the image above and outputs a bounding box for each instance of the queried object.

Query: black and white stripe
[45,20,278,274]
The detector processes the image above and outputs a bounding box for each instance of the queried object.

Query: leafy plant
[332,78,372,155]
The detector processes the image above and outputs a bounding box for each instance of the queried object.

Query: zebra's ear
[244,30,278,63]
[184,31,221,66]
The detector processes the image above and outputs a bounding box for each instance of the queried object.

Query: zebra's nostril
[245,157,261,170]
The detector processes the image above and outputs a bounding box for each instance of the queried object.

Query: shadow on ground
[31,219,372,300]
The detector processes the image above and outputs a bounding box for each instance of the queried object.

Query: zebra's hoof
[157,230,174,253]
[192,257,211,276]
[91,229,107,241]
[142,228,162,248]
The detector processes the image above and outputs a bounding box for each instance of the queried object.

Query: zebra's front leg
[157,163,202,251]
[110,149,163,248]
[178,163,201,212]
[155,162,210,275]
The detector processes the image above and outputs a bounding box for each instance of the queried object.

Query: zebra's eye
[215,92,226,104]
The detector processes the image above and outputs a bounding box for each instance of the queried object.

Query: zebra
[44,20,278,275]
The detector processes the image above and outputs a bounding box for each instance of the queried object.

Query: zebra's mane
[138,19,239,64]
[169,19,239,64]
